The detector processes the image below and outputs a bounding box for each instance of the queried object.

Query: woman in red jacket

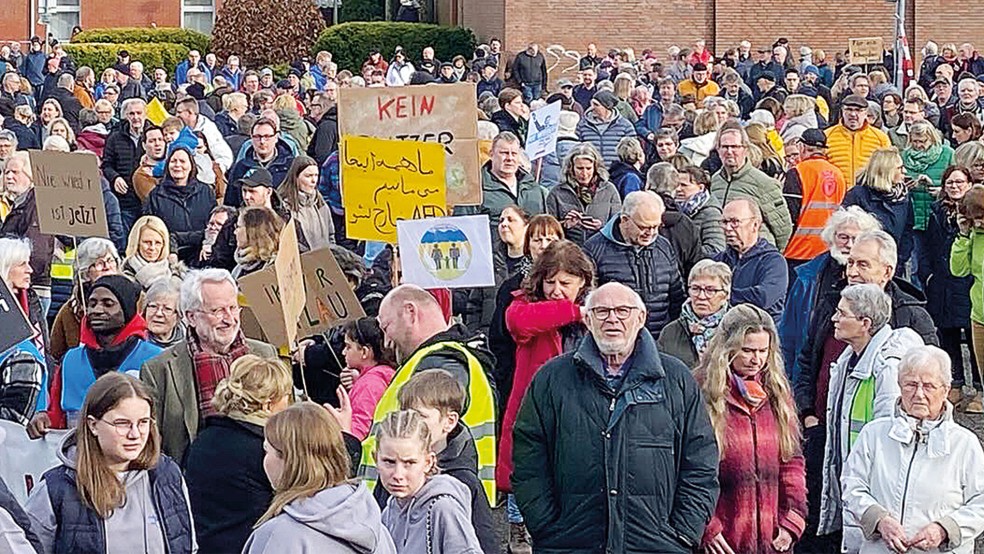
[695,304,807,554]
[498,239,594,548]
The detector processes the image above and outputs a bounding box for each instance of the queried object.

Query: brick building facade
[441,0,984,82]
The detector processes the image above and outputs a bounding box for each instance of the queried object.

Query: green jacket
[455,162,548,229]
[902,144,954,230]
[950,230,984,324]
[710,161,793,251]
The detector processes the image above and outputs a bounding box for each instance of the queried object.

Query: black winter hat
[186,82,206,100]
[89,275,142,324]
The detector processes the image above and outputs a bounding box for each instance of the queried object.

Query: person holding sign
[25,373,197,554]
[1,152,55,318]
[0,238,46,427]
[144,145,216,265]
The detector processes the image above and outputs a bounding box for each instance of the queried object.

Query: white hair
[75,238,119,280]
[43,135,70,152]
[622,190,664,218]
[0,238,31,285]
[899,345,952,387]
[180,268,237,315]
[145,279,183,317]
[855,230,898,271]
[840,284,892,334]
[820,206,881,248]
[584,282,646,312]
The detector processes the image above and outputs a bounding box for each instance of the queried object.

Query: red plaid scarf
[188,329,250,418]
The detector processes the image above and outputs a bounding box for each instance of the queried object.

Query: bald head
[378,284,450,359]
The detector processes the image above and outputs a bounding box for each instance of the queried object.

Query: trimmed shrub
[313,22,476,73]
[211,0,326,68]
[71,28,210,54]
[63,43,190,75]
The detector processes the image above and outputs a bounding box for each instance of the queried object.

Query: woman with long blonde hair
[232,206,283,279]
[695,304,806,554]
[244,402,396,553]
[843,147,915,260]
[26,372,196,554]
[185,355,293,553]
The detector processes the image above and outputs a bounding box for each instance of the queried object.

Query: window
[46,0,80,42]
[182,0,215,34]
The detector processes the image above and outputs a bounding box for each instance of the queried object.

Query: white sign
[396,215,495,289]
[524,100,562,161]
[0,421,66,504]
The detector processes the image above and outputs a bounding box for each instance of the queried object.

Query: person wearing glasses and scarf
[658,260,732,369]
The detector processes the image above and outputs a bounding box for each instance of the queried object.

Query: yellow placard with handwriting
[341,136,447,243]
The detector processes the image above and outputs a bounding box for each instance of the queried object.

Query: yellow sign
[341,136,447,243]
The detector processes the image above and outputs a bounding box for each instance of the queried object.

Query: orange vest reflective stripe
[784,157,847,261]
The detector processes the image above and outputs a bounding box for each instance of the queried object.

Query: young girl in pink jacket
[340,317,397,440]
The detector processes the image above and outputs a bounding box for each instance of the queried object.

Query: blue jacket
[713,238,788,322]
[779,252,836,381]
[174,60,211,87]
[58,340,162,418]
[218,67,242,91]
[635,103,664,138]
[842,184,914,265]
[225,139,296,207]
[21,51,46,86]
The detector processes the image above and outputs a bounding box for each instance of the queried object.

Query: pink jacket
[349,364,396,440]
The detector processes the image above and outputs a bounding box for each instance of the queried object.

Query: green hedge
[72,28,210,55]
[63,43,191,75]
[313,22,476,73]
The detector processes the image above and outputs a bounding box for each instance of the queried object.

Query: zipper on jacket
[898,438,920,525]
[750,411,762,547]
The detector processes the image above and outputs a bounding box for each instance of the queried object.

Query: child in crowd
[340,317,397,440]
[397,370,497,554]
[374,409,483,554]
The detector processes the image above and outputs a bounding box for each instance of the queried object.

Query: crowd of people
[1,28,984,554]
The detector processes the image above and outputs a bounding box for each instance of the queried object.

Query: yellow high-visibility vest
[359,341,497,506]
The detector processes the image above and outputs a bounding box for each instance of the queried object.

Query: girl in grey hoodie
[375,411,483,554]
[244,402,396,554]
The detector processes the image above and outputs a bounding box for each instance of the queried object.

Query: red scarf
[188,329,250,418]
[730,372,768,413]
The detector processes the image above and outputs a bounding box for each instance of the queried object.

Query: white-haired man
[141,269,276,463]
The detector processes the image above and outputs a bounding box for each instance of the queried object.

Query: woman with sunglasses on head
[26,372,196,554]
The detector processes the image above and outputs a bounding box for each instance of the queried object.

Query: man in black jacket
[584,191,686,338]
[510,43,547,103]
[306,92,338,166]
[1,152,54,313]
[47,73,83,133]
[513,282,719,553]
[101,97,149,233]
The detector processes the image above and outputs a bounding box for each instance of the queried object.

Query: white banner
[0,421,66,504]
[397,215,495,289]
[524,100,562,161]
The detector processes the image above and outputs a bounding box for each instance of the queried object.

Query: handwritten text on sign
[338,83,480,206]
[341,136,447,243]
[29,151,109,238]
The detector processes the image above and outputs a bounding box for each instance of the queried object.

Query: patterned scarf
[188,328,250,418]
[576,179,599,206]
[731,371,768,412]
[680,299,726,356]
[677,189,711,218]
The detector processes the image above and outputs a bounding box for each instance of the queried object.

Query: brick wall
[912,0,984,64]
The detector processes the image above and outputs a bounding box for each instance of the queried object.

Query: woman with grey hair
[843,345,984,553]
[143,279,185,349]
[545,142,621,245]
[0,237,47,425]
[818,283,925,551]
[954,141,984,185]
[658,259,732,368]
[49,238,120,362]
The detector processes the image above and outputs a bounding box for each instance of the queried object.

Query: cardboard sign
[397,215,495,289]
[274,219,305,346]
[29,151,109,238]
[239,247,365,346]
[0,279,35,356]
[337,83,481,206]
[525,100,562,161]
[340,136,447,243]
[849,37,884,65]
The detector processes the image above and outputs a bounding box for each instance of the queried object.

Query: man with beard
[196,206,237,268]
[141,269,277,463]
[27,275,162,436]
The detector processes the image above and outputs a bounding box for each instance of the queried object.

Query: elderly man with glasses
[141,269,276,464]
[513,281,719,553]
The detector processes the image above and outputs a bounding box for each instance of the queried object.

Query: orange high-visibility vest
[784,156,847,261]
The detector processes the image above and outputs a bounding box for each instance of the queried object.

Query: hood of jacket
[416,322,496,371]
[244,139,294,168]
[886,278,927,307]
[584,108,618,126]
[437,424,479,474]
[282,482,390,553]
[384,474,472,548]
[56,429,79,469]
[888,400,955,457]
[680,132,717,157]
[607,160,642,184]
[79,123,110,137]
[573,326,666,385]
[598,214,631,247]
[720,237,776,264]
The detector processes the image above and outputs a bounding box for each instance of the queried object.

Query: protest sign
[341,136,447,243]
[525,100,562,161]
[0,279,35,356]
[849,37,884,65]
[0,421,66,504]
[397,215,495,289]
[337,83,481,206]
[29,151,109,238]
[274,219,305,346]
[239,247,365,346]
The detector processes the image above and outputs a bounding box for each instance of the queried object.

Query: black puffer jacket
[1,189,54,289]
[101,121,149,212]
[513,330,719,553]
[793,277,940,417]
[584,216,685,338]
[144,177,216,264]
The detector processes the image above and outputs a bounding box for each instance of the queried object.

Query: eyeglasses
[721,217,753,228]
[89,257,118,272]
[902,381,943,394]
[627,217,660,233]
[589,305,638,321]
[198,305,242,319]
[833,308,861,320]
[146,303,177,317]
[251,134,276,141]
[718,144,745,150]
[688,285,726,298]
[98,417,153,437]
